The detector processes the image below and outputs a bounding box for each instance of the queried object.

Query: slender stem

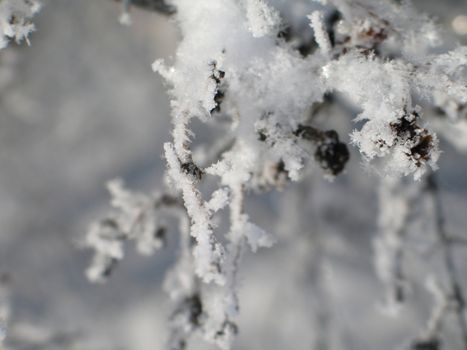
[426,173,467,349]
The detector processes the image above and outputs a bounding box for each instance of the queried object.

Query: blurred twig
[426,173,467,350]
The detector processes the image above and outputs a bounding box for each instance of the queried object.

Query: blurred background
[0,0,466,349]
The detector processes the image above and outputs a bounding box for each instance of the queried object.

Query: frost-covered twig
[377,173,467,348]
[85,179,182,282]
[425,173,467,349]
[375,177,421,312]
[165,211,203,350]
[88,0,467,348]
[411,277,450,350]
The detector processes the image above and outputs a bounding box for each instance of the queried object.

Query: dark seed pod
[257,129,267,142]
[181,161,204,180]
[314,130,350,176]
[294,125,349,176]
[390,112,435,167]
[390,115,418,139]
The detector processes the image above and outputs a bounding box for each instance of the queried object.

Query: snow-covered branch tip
[0,0,40,49]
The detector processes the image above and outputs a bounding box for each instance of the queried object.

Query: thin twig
[426,173,467,349]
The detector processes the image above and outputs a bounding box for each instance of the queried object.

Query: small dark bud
[257,129,267,142]
[181,162,204,180]
[390,112,435,167]
[274,160,288,181]
[410,134,433,162]
[154,227,166,245]
[294,125,349,176]
[390,116,417,139]
[315,131,350,176]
